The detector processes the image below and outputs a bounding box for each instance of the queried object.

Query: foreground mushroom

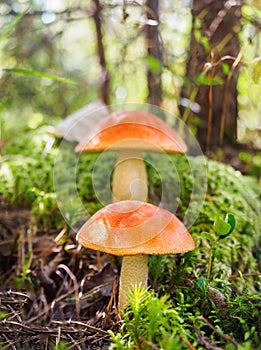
[77,200,195,309]
[75,110,187,202]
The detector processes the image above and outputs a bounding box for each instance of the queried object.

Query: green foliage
[205,213,236,280]
[195,73,223,86]
[0,311,9,320]
[1,126,56,201]
[194,277,209,297]
[242,4,261,25]
[109,210,260,349]
[214,213,236,239]
[1,130,260,283]
[146,161,260,350]
[252,60,261,84]
[222,62,230,75]
[0,11,26,42]
[0,126,101,228]
[0,3,260,349]
[239,151,261,178]
[14,248,33,290]
[193,17,210,53]
[109,286,185,350]
[143,55,162,73]
[237,4,261,148]
[51,341,69,350]
[0,12,25,41]
[1,67,77,84]
[148,155,260,292]
[1,127,260,348]
[110,281,261,349]
[31,188,61,228]
[76,151,117,207]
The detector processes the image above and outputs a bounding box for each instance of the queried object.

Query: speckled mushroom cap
[76,200,195,256]
[75,110,187,153]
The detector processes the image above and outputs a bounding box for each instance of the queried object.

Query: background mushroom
[75,110,187,203]
[77,200,195,309]
[54,100,109,142]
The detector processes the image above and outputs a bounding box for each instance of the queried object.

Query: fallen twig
[195,315,238,348]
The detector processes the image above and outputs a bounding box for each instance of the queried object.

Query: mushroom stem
[112,149,149,309]
[112,150,148,202]
[119,255,149,309]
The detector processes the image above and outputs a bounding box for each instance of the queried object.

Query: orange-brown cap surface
[77,200,195,256]
[75,110,187,154]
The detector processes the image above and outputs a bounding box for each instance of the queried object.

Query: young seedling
[207,213,236,280]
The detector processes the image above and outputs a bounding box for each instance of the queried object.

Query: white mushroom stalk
[112,149,148,202]
[119,255,148,309]
[112,148,149,308]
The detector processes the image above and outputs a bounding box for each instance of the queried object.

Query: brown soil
[0,201,120,349]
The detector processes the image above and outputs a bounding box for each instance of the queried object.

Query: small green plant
[110,210,260,349]
[110,280,261,349]
[239,151,261,178]
[31,188,61,228]
[51,341,69,350]
[0,311,9,320]
[109,285,187,350]
[14,248,33,290]
[205,213,236,280]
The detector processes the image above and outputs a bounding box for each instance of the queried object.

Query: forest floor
[0,202,119,349]
[0,129,260,349]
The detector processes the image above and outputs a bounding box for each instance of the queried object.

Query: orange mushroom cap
[77,200,195,256]
[75,110,187,153]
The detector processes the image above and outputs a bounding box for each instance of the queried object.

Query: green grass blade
[1,67,77,84]
[0,10,27,42]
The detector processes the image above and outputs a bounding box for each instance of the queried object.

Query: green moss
[1,127,260,348]
[109,284,261,349]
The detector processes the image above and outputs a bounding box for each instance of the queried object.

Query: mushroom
[75,110,187,203]
[75,110,189,308]
[77,200,195,309]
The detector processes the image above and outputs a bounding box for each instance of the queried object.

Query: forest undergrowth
[0,126,260,349]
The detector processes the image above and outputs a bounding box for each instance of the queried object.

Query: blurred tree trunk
[93,0,110,105]
[181,0,242,154]
[146,0,162,107]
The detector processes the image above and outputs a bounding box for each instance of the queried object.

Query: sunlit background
[0,0,260,148]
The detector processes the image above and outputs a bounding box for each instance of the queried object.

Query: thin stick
[145,0,162,107]
[180,335,197,350]
[57,264,81,320]
[196,315,238,348]
[206,52,214,155]
[219,40,248,146]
